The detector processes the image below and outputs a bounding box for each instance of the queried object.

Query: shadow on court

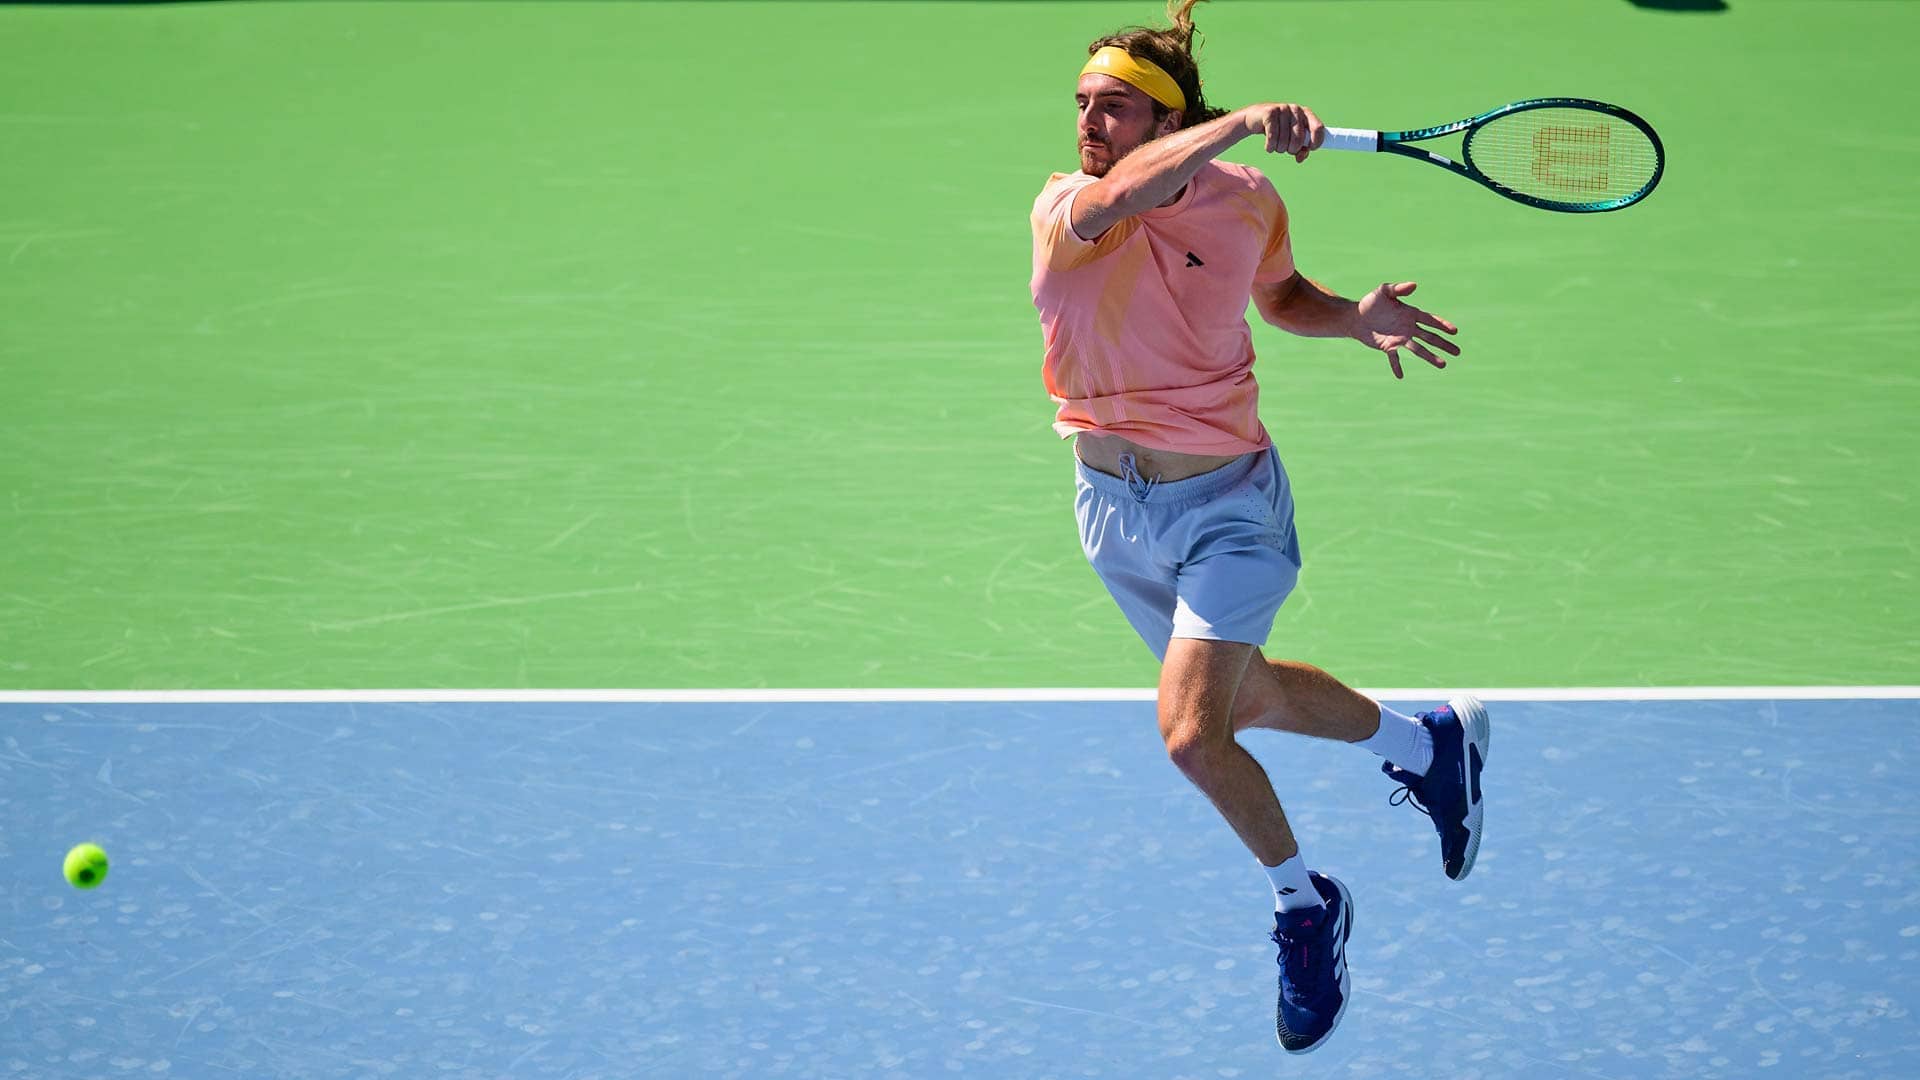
[1626,0,1730,11]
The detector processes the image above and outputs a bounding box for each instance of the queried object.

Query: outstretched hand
[1355,282,1461,379]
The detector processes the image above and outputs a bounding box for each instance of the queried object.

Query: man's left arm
[1254,272,1463,381]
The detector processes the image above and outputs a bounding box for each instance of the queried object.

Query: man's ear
[1159,110,1184,136]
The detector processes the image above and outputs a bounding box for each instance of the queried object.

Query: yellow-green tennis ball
[64,843,109,889]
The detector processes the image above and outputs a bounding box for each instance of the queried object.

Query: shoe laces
[1271,921,1330,1005]
[1385,766,1435,820]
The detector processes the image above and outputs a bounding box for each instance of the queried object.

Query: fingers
[1414,327,1461,356]
[1262,104,1327,161]
[1382,337,1452,379]
[1262,105,1296,155]
[1415,309,1460,335]
[1388,283,1463,336]
[1367,281,1460,378]
[1293,108,1325,163]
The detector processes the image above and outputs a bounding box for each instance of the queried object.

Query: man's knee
[1157,637,1257,772]
[1160,704,1237,779]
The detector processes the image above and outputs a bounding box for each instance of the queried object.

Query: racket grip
[1321,127,1380,153]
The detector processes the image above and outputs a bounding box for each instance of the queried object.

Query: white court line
[0,687,1915,704]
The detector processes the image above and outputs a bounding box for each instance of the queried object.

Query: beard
[1078,123,1157,177]
[1078,139,1115,177]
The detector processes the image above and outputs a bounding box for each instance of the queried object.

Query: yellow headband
[1080,46,1186,112]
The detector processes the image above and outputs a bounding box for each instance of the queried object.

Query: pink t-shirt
[1029,160,1296,455]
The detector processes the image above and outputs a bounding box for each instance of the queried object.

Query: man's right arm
[1070,103,1326,241]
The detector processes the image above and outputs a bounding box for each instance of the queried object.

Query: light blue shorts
[1074,446,1302,661]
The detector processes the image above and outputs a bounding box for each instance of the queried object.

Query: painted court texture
[3,694,1918,1078]
[2,1,1917,1078]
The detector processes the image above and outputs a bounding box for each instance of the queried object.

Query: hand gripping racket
[1322,98,1665,213]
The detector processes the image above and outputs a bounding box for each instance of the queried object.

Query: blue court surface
[3,697,1917,1079]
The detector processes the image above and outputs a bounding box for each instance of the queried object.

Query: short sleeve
[1032,172,1137,273]
[1252,191,1295,286]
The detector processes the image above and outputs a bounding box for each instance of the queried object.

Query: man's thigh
[1159,636,1259,739]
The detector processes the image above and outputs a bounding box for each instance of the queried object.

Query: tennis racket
[1322,98,1665,213]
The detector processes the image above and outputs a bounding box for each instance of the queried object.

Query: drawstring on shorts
[1116,452,1160,503]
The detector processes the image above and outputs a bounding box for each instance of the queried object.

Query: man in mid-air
[1029,0,1492,1054]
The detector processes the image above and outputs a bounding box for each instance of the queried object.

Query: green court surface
[2,1,1914,690]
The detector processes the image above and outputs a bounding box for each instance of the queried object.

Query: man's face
[1076,73,1177,177]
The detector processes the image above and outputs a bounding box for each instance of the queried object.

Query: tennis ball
[63,843,109,890]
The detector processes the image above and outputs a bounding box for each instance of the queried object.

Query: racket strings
[1465,107,1660,206]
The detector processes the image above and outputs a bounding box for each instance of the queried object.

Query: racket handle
[1322,127,1381,153]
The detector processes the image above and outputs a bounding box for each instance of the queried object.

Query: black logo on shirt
[1185,251,1205,267]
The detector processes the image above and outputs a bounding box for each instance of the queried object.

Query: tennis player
[1028,0,1491,1054]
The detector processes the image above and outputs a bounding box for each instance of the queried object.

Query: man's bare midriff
[1074,431,1247,482]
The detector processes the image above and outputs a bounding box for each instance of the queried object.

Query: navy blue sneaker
[1383,695,1491,881]
[1271,871,1353,1054]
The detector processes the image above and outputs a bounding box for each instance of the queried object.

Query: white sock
[1263,854,1322,912]
[1359,702,1433,776]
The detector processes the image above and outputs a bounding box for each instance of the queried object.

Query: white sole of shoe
[1281,877,1354,1055]
[1447,694,1492,880]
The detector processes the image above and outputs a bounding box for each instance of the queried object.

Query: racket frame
[1323,97,1665,213]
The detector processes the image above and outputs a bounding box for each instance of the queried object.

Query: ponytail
[1089,0,1228,129]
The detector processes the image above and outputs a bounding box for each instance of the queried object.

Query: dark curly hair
[1088,0,1230,130]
